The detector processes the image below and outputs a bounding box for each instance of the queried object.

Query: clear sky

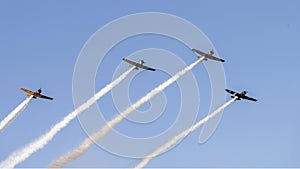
[0,0,299,168]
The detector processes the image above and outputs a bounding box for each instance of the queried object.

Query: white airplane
[122,58,156,71]
[192,48,225,62]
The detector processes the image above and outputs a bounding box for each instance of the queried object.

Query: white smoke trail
[135,97,238,169]
[0,96,33,132]
[0,67,135,168]
[49,57,205,168]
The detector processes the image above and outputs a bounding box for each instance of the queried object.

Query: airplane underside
[231,95,241,100]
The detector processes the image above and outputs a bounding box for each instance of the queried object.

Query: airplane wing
[20,88,34,95]
[123,58,138,66]
[137,64,156,71]
[208,55,225,62]
[39,94,54,100]
[192,49,207,56]
[225,89,237,95]
[242,95,257,102]
[122,58,156,71]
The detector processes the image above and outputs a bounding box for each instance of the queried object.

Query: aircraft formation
[0,48,257,168]
[123,49,256,101]
[18,48,256,102]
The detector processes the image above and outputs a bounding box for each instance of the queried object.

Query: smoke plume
[135,97,237,169]
[0,96,33,132]
[0,67,135,168]
[49,57,205,168]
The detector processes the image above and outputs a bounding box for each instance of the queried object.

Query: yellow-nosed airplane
[20,88,53,100]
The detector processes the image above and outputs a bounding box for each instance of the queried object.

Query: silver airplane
[122,58,156,71]
[192,48,225,62]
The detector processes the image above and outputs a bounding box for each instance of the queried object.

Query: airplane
[192,48,225,62]
[122,58,156,71]
[20,88,53,100]
[225,89,257,102]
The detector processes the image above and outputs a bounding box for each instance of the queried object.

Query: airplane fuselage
[30,93,41,99]
[231,91,248,100]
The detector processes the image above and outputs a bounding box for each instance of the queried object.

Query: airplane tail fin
[139,59,145,65]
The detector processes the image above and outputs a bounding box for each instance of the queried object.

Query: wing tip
[148,68,156,71]
[45,97,54,100]
[248,98,257,102]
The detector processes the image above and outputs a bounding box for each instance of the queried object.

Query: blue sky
[0,0,299,168]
